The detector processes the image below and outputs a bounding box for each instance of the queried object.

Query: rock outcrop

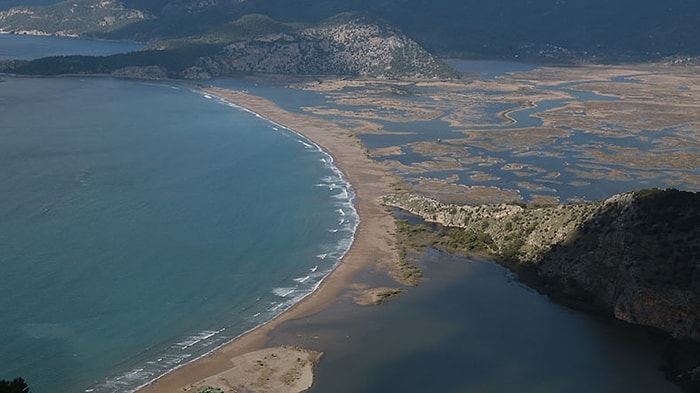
[538,189,700,342]
[384,189,700,342]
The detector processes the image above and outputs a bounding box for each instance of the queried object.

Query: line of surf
[102,86,360,393]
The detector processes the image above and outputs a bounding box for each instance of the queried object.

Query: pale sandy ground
[192,346,323,393]
[137,86,402,393]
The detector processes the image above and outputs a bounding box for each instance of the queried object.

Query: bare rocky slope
[183,18,456,79]
[384,189,700,343]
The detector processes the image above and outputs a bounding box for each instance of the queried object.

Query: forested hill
[2,0,700,62]
[0,13,459,79]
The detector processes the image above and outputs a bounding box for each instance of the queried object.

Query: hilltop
[0,13,458,79]
[2,0,700,62]
[3,0,700,78]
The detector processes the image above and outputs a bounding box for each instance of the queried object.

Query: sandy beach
[136,86,402,393]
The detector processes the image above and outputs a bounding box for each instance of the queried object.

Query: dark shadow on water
[271,248,682,393]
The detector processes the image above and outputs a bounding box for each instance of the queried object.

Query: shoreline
[136,86,402,393]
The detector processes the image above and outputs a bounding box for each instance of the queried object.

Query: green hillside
[0,12,458,79]
[2,0,700,61]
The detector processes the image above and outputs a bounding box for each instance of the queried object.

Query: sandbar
[191,346,322,393]
[136,86,402,392]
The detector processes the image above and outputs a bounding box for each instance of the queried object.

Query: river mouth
[270,249,681,393]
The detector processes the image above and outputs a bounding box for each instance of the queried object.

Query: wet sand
[136,86,402,393]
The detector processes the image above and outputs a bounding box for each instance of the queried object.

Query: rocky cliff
[384,189,700,343]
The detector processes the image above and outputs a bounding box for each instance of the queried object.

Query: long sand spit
[137,86,401,393]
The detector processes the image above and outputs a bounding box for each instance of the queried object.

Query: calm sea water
[0,34,143,60]
[0,37,357,393]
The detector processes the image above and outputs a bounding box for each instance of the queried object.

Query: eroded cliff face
[538,190,700,342]
[384,189,700,342]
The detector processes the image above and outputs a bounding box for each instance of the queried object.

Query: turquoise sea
[0,36,357,393]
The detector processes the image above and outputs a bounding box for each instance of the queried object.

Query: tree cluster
[0,378,29,393]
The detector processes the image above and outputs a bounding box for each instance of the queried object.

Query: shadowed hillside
[2,0,700,62]
[0,12,458,79]
[385,189,700,342]
[386,188,700,390]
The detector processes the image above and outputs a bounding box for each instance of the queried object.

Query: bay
[0,75,356,392]
[0,34,144,60]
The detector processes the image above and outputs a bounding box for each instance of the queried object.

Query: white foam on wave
[176,328,225,350]
[298,140,315,149]
[211,84,360,355]
[92,325,230,392]
[319,175,341,184]
[273,287,297,298]
[94,362,162,392]
[332,188,349,199]
[121,85,360,393]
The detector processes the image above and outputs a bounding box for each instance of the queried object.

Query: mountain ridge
[0,12,459,79]
[3,0,700,62]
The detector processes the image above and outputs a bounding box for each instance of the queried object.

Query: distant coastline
[136,86,402,393]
